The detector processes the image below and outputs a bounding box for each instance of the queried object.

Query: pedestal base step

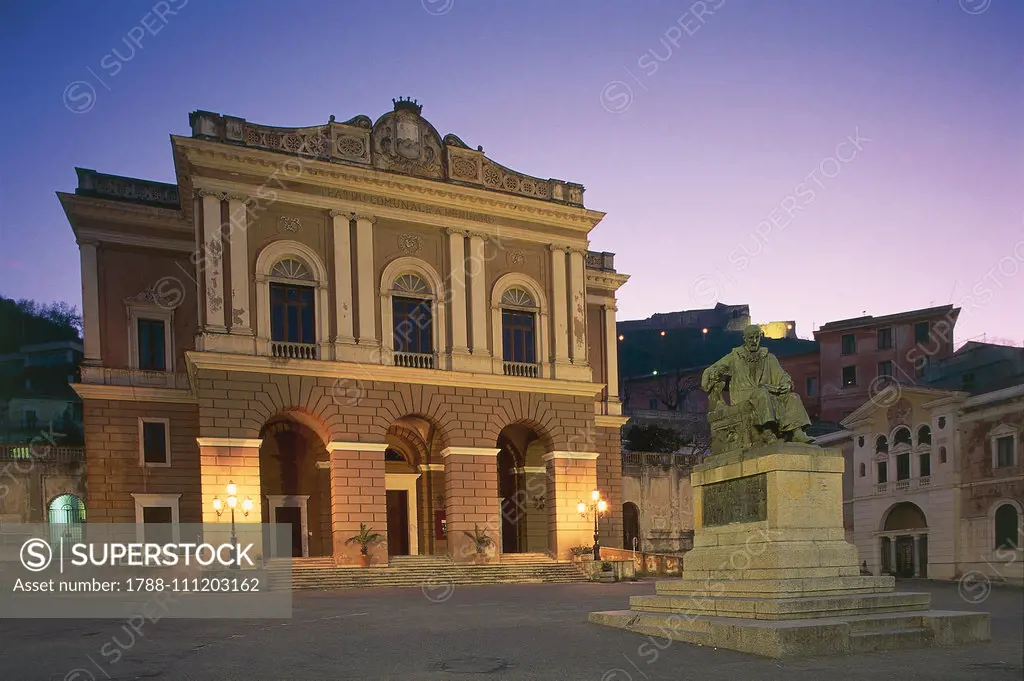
[656,575,895,599]
[630,591,930,621]
[590,609,989,658]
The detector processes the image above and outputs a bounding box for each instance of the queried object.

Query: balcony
[622,451,702,475]
[271,342,318,360]
[585,251,616,272]
[0,444,84,463]
[79,366,189,389]
[503,361,540,378]
[394,352,434,369]
[918,476,930,487]
[876,482,888,493]
[895,479,910,491]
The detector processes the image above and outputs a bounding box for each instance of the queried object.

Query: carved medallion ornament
[886,398,913,429]
[398,233,423,255]
[507,250,525,265]
[277,215,301,233]
[371,98,444,180]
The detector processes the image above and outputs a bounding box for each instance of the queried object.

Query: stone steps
[849,626,934,653]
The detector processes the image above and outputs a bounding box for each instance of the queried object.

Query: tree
[624,423,683,453]
[652,371,702,411]
[0,297,81,352]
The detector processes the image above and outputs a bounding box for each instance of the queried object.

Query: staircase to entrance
[266,553,587,591]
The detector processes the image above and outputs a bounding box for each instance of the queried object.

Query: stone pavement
[0,580,1019,680]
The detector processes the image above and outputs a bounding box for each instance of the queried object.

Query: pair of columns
[880,533,927,577]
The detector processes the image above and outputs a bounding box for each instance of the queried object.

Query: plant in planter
[345,523,382,567]
[569,545,592,562]
[464,524,494,564]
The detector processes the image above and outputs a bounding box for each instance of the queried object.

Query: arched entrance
[259,417,330,558]
[623,502,640,551]
[384,415,444,556]
[879,502,928,578]
[496,423,550,554]
[48,493,85,547]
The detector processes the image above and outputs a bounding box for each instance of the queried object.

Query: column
[568,248,588,365]
[226,196,251,334]
[78,240,102,364]
[549,245,570,368]
[913,535,922,577]
[200,191,226,331]
[353,215,378,344]
[467,233,489,355]
[888,535,897,575]
[544,451,599,560]
[442,447,500,563]
[331,211,355,344]
[603,304,620,403]
[328,442,388,566]
[519,466,548,552]
[446,229,469,354]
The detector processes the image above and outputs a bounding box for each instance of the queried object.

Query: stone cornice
[196,437,263,448]
[327,441,389,452]
[594,415,630,428]
[586,270,630,292]
[184,350,606,398]
[58,193,189,231]
[441,447,501,457]
[71,383,197,404]
[542,451,600,461]
[173,137,605,232]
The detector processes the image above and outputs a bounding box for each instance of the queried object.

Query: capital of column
[195,189,221,199]
[602,303,618,312]
[568,247,588,257]
[225,194,250,204]
[548,243,568,253]
[467,231,488,241]
[328,209,346,218]
[327,441,388,452]
[440,447,500,458]
[350,213,377,224]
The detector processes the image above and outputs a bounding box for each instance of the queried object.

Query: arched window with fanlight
[391,273,434,366]
[501,287,537,373]
[269,258,317,354]
[994,503,1020,550]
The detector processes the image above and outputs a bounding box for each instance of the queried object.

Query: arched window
[917,425,932,446]
[623,502,640,550]
[893,427,912,447]
[379,257,446,370]
[939,446,947,463]
[859,462,866,477]
[875,435,889,454]
[254,241,330,360]
[501,287,537,368]
[994,504,1019,550]
[48,493,86,547]
[391,273,433,362]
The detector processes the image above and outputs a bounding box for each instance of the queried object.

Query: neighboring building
[814,305,960,423]
[621,451,696,554]
[617,302,796,339]
[922,340,1024,394]
[826,351,1023,584]
[0,340,83,445]
[60,99,630,563]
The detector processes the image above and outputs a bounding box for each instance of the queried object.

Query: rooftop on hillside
[816,304,959,334]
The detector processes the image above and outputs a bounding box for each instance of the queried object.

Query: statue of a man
[701,325,813,444]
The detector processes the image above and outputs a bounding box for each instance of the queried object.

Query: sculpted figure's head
[743,325,762,352]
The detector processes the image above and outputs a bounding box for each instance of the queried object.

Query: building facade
[814,305,960,423]
[61,99,629,564]
[835,378,1023,584]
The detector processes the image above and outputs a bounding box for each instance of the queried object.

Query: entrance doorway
[277,506,303,557]
[267,495,310,558]
[623,502,640,551]
[895,536,915,577]
[386,490,410,556]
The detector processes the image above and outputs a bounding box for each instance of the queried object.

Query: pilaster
[78,240,102,364]
[353,214,378,345]
[442,446,500,563]
[549,244,570,370]
[568,247,588,366]
[331,210,356,345]
[467,232,489,356]
[226,196,251,335]
[328,441,388,566]
[446,228,470,354]
[199,191,226,332]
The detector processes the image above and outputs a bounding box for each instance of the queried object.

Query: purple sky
[1,0,1020,345]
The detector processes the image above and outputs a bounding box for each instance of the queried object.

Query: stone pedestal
[590,444,989,657]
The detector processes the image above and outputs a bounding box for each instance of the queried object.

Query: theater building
[60,98,629,564]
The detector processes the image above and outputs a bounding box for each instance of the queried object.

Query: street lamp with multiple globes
[212,481,252,565]
[577,489,608,560]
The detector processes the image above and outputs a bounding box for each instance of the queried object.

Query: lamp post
[577,489,608,561]
[213,481,252,568]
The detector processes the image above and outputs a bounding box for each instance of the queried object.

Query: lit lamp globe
[243,498,253,513]
[226,482,237,496]
[212,497,222,513]
[227,494,238,509]
[597,500,607,513]
[577,502,586,515]
[591,490,600,502]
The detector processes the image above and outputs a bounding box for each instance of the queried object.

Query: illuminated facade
[61,99,629,564]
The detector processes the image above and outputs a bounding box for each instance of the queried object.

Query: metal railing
[622,451,701,471]
[0,444,85,463]
[503,361,540,378]
[394,352,434,369]
[271,342,318,360]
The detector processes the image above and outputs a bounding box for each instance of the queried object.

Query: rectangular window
[914,355,929,379]
[896,453,910,481]
[142,506,175,545]
[877,360,893,379]
[137,319,166,370]
[996,436,1015,468]
[502,310,537,364]
[841,333,857,355]
[877,327,893,350]
[961,372,976,391]
[805,376,818,397]
[877,460,888,484]
[24,409,37,429]
[648,398,658,410]
[919,452,931,477]
[842,365,857,387]
[392,297,433,354]
[914,321,930,344]
[270,283,315,344]
[140,419,170,466]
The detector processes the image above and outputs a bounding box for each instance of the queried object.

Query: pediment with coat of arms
[370,99,444,180]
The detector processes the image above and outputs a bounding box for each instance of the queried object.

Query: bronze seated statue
[701,325,814,457]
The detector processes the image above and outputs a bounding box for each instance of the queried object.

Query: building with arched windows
[60,99,629,565]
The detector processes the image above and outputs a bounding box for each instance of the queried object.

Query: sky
[0,0,1021,345]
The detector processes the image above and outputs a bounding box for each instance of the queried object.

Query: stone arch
[253,239,330,353]
[623,501,640,550]
[991,499,1022,550]
[372,385,457,448]
[483,394,561,450]
[891,426,912,448]
[880,501,928,532]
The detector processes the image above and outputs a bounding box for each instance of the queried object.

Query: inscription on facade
[320,188,495,224]
[702,474,767,526]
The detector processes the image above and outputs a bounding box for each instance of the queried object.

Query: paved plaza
[0,579,1020,680]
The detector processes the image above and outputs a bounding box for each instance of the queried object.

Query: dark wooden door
[386,491,409,556]
[896,535,915,577]
[276,506,303,557]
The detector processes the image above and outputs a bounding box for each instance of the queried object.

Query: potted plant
[569,545,592,563]
[464,524,494,564]
[345,523,382,567]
